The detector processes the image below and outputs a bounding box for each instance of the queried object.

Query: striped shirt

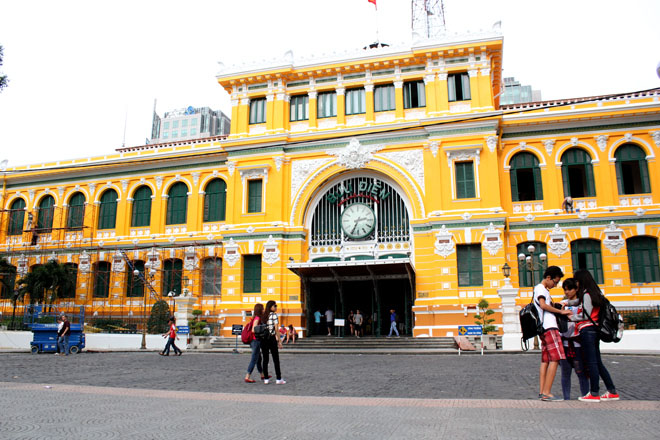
[267,312,279,335]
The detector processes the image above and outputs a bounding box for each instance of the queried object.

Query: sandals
[158,352,168,356]
[245,378,256,383]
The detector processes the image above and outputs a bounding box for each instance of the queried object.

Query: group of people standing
[533,266,619,402]
[244,301,286,385]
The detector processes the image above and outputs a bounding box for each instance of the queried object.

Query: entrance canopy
[287,258,414,283]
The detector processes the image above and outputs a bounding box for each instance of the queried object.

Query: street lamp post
[138,262,157,350]
[518,244,547,350]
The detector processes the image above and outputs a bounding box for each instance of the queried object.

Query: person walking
[245,303,267,383]
[261,300,285,384]
[354,309,363,338]
[559,278,589,400]
[534,266,572,401]
[54,316,63,355]
[160,316,182,356]
[570,269,620,402]
[57,314,70,356]
[347,310,355,336]
[325,307,334,336]
[313,309,322,335]
[388,309,400,337]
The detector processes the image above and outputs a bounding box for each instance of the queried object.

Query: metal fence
[620,306,660,330]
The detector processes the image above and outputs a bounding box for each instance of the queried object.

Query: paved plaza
[1,351,659,439]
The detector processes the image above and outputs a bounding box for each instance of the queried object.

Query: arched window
[163,259,183,296]
[166,183,188,225]
[0,264,17,299]
[561,148,595,198]
[98,190,118,230]
[61,263,78,299]
[626,236,660,283]
[203,179,227,222]
[202,257,222,296]
[93,261,111,298]
[517,242,547,287]
[571,239,603,284]
[126,260,145,297]
[615,144,651,195]
[7,198,26,236]
[131,186,152,227]
[66,192,86,229]
[36,195,55,232]
[510,153,543,202]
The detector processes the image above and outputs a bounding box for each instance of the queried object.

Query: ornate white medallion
[548,224,569,257]
[434,225,455,258]
[380,149,424,192]
[327,138,384,170]
[602,222,625,255]
[262,235,280,265]
[224,238,240,267]
[184,246,198,271]
[481,223,503,256]
[290,158,333,199]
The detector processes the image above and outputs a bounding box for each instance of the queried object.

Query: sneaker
[276,379,286,385]
[263,379,269,384]
[578,394,600,402]
[600,392,620,401]
[541,395,563,402]
[538,393,543,400]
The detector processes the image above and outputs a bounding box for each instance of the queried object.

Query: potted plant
[475,299,498,349]
[190,309,210,349]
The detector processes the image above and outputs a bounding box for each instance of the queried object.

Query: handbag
[253,323,271,340]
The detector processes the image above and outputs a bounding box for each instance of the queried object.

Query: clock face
[341,203,375,239]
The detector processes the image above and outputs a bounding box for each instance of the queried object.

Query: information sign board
[458,325,482,336]
[232,324,243,335]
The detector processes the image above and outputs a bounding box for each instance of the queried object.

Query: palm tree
[17,260,76,313]
[0,259,18,328]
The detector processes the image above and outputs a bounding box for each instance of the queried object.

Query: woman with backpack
[261,300,285,384]
[569,269,619,402]
[244,303,267,383]
[559,278,589,400]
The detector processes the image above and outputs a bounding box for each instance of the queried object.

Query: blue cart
[24,306,86,354]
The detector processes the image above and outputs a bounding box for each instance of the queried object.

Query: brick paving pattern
[1,352,659,439]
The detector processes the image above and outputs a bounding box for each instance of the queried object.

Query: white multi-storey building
[150,106,230,143]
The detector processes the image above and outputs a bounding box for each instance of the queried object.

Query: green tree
[474,299,497,334]
[17,260,76,310]
[0,45,8,92]
[0,259,20,329]
[147,300,170,334]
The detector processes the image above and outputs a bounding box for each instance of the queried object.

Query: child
[559,278,589,400]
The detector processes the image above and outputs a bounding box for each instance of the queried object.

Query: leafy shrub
[147,300,171,334]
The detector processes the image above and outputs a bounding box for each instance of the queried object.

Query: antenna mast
[411,0,446,39]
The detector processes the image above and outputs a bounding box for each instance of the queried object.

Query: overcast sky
[1,0,659,168]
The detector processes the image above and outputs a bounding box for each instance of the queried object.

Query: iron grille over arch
[310,175,410,247]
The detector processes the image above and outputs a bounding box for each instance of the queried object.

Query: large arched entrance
[288,171,415,337]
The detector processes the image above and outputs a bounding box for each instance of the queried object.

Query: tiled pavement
[1,352,659,439]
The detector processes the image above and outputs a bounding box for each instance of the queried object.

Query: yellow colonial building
[2,28,659,337]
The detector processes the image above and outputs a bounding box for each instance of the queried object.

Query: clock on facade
[341,203,376,239]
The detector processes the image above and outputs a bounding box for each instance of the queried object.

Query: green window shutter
[204,179,227,222]
[247,179,262,213]
[163,259,183,296]
[131,186,152,227]
[346,88,365,115]
[417,81,426,107]
[37,195,55,231]
[457,244,482,286]
[532,166,543,200]
[126,260,145,297]
[571,239,604,284]
[98,190,118,230]
[374,85,395,112]
[67,192,85,229]
[639,159,651,193]
[166,183,188,225]
[627,237,660,283]
[317,92,336,118]
[290,95,309,121]
[561,164,571,198]
[585,162,596,197]
[243,255,261,293]
[202,258,222,296]
[8,198,26,235]
[455,162,475,199]
[249,98,266,124]
[510,170,520,202]
[614,159,624,194]
[93,262,111,298]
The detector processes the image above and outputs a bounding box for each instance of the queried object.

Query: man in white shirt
[534,265,573,401]
[325,308,334,336]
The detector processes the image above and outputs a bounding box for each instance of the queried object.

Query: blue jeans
[580,326,616,396]
[559,344,589,400]
[58,335,69,355]
[388,321,399,336]
[246,339,263,375]
[163,337,181,355]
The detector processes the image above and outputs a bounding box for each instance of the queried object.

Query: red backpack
[241,318,255,344]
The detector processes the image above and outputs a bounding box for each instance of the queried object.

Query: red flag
[368,0,377,8]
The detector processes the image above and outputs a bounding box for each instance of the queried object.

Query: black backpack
[588,294,624,343]
[519,297,543,351]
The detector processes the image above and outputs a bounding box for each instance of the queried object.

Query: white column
[498,278,522,351]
